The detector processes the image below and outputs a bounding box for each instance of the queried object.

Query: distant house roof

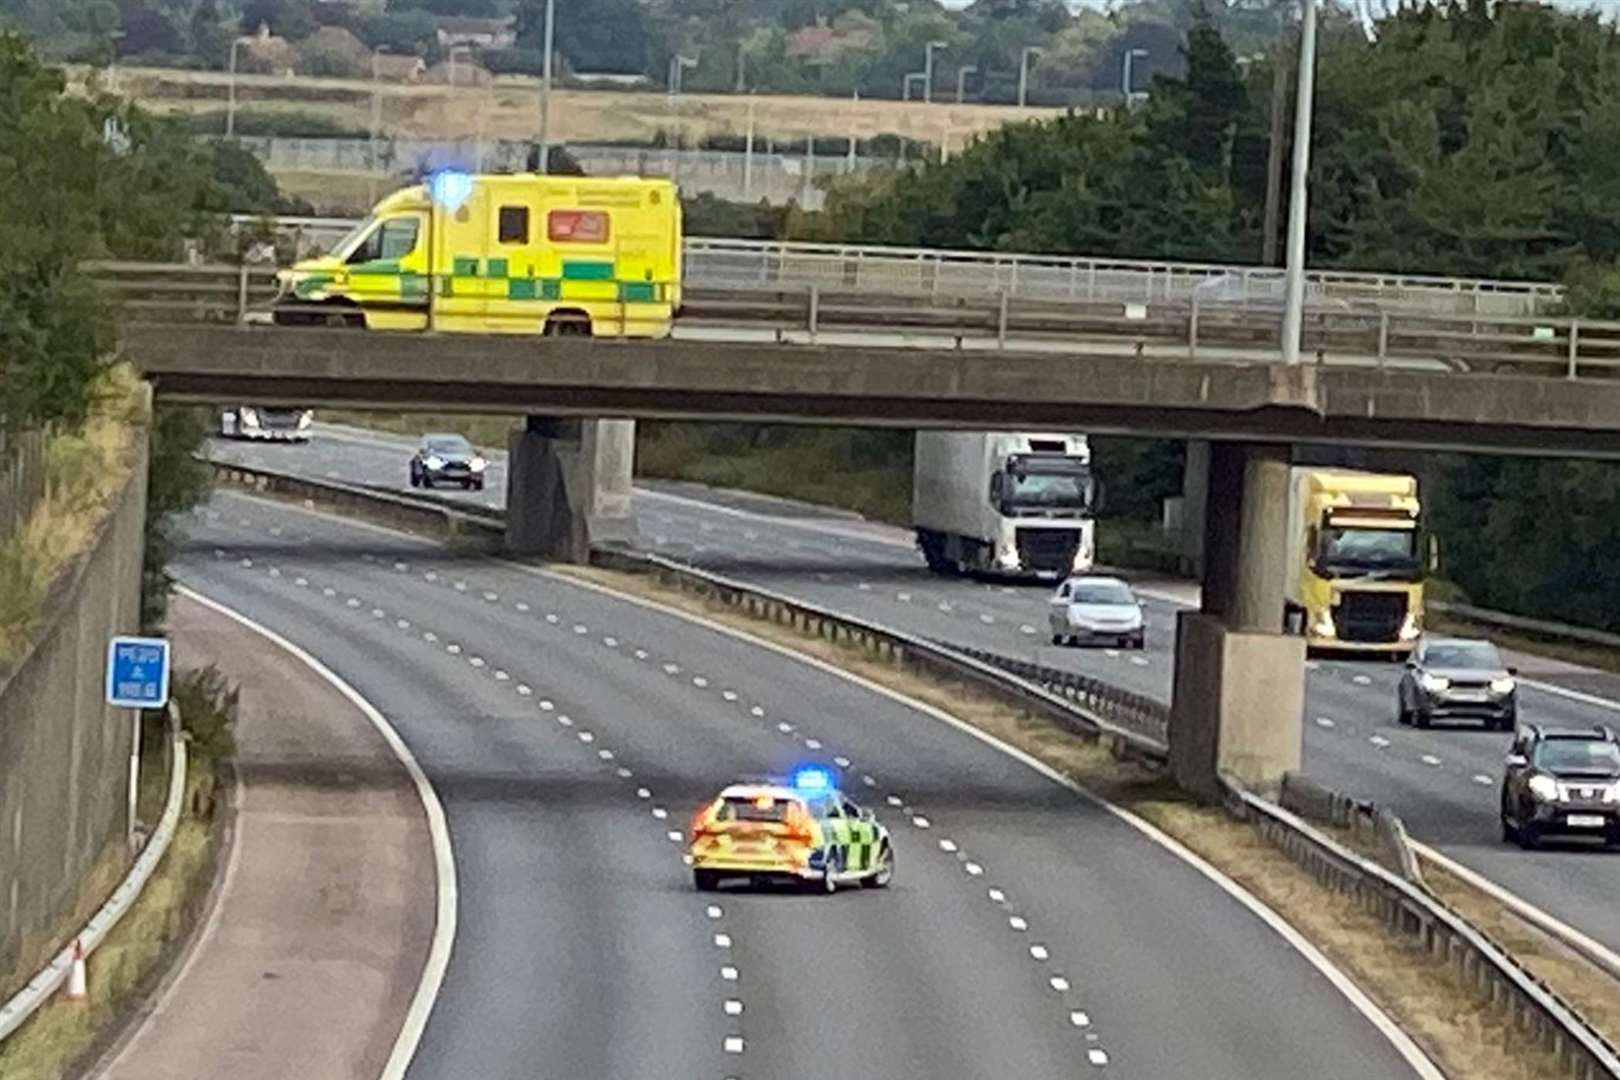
[434,15,517,48]
[786,22,874,62]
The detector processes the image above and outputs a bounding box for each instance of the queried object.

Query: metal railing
[227,214,1566,316]
[206,454,1620,1080]
[95,261,1620,379]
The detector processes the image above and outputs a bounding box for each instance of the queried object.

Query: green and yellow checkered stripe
[445,255,665,302]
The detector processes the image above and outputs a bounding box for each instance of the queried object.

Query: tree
[240,0,317,40]
[517,0,652,75]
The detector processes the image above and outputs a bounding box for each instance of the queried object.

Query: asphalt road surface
[175,487,1423,1080]
[208,422,1620,963]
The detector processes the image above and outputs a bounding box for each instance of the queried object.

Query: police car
[688,767,894,893]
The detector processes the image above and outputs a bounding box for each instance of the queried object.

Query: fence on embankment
[0,437,149,1000]
[0,430,49,544]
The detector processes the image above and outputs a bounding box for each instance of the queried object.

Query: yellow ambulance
[272,172,682,338]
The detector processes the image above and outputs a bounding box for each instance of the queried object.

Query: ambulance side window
[498,206,529,245]
[348,218,419,264]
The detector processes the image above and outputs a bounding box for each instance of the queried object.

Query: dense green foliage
[0,31,299,624]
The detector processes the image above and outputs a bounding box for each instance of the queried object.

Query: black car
[1395,636,1517,731]
[409,434,487,491]
[1501,725,1620,848]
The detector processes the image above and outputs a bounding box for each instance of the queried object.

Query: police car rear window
[718,796,790,823]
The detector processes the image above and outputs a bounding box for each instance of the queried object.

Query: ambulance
[272,172,682,338]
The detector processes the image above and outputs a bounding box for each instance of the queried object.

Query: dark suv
[1500,725,1620,848]
[1396,636,1517,731]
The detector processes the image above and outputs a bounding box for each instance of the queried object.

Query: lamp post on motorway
[226,35,251,137]
[1120,47,1148,106]
[902,72,926,101]
[668,54,698,105]
[1017,46,1041,108]
[955,64,977,104]
[536,0,555,174]
[1280,0,1319,366]
[923,40,947,104]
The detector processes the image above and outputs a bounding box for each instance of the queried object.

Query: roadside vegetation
[0,666,236,1080]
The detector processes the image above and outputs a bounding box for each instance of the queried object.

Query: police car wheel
[865,846,894,889]
[821,849,843,894]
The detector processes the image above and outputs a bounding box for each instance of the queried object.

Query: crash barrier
[1277,773,1425,885]
[941,643,1168,747]
[1430,600,1620,652]
[208,457,1620,1077]
[0,706,188,1042]
[1225,780,1620,1080]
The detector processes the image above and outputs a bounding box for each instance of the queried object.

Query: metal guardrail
[228,214,1565,316]
[942,642,1169,746]
[95,262,1620,379]
[1431,600,1620,651]
[0,705,188,1043]
[207,456,1620,1078]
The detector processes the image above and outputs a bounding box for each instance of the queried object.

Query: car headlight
[1420,672,1450,693]
[297,411,313,430]
[424,455,444,470]
[1489,676,1516,695]
[1528,775,1560,802]
[1398,613,1421,641]
[1605,783,1620,805]
[470,457,487,472]
[240,407,260,428]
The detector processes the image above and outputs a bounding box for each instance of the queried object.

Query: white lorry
[913,431,1099,579]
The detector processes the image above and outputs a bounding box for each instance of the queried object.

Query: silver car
[1396,636,1518,731]
[1048,575,1145,649]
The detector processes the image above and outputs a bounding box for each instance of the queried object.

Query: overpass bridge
[106,258,1620,800]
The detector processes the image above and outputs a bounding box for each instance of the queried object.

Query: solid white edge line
[1522,677,1620,715]
[1410,840,1620,981]
[175,585,457,1080]
[506,561,1442,1080]
[221,485,1439,1075]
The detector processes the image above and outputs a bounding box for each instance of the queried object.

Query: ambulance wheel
[693,869,719,891]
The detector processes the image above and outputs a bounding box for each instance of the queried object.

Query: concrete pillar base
[1169,611,1305,799]
[505,417,636,562]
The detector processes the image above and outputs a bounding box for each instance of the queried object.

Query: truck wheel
[693,869,719,891]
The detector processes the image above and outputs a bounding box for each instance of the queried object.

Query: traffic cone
[64,939,87,1001]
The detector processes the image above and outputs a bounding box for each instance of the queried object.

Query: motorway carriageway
[175,489,1425,1079]
[210,425,1620,968]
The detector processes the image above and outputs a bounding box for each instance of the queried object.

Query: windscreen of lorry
[1316,525,1419,573]
[1003,470,1095,510]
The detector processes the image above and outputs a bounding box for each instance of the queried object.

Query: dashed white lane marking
[886,795,903,807]
[371,607,386,618]
[665,830,683,842]
[295,577,308,587]
[979,614,996,624]
[1029,945,1050,961]
[749,706,765,717]
[1315,717,1336,729]
[454,582,467,592]
[268,568,282,579]
[938,602,954,612]
[538,699,554,711]
[1473,774,1495,786]
[346,598,361,608]
[723,1036,745,1054]
[494,670,509,681]
[616,767,633,779]
[723,999,743,1016]
[1049,976,1071,992]
[1020,625,1036,635]
[911,816,931,829]
[394,562,407,572]
[805,738,823,750]
[446,644,462,655]
[573,625,590,636]
[1369,735,1391,748]
[987,888,1006,903]
[636,787,652,799]
[545,614,560,624]
[713,933,732,948]
[1009,916,1028,931]
[598,749,615,760]
[515,602,530,612]
[861,775,877,787]
[706,905,723,919]
[652,807,669,820]
[939,839,958,853]
[1088,1049,1110,1066]
[557,715,574,727]
[833,756,851,768]
[897,592,911,602]
[1104,649,1119,658]
[1130,656,1150,667]
[424,572,438,582]
[662,662,681,675]
[323,587,336,597]
[483,591,498,602]
[423,632,438,643]
[722,690,738,701]
[858,582,872,591]
[720,965,739,981]
[693,676,709,688]
[1420,754,1442,767]
[1353,675,1372,686]
[577,731,595,743]
[964,862,984,876]
[777,722,794,734]
[634,648,649,660]
[1070,1011,1091,1028]
[469,657,486,669]
[605,636,620,648]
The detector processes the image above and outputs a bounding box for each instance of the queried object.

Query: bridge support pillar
[1175,439,1210,578]
[1169,441,1303,799]
[505,416,636,562]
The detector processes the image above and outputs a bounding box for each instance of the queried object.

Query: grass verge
[0,366,145,663]
[553,560,1579,1080]
[321,409,520,453]
[0,667,236,1080]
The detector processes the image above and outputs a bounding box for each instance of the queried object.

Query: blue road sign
[105,636,171,709]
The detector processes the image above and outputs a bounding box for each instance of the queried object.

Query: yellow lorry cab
[273,171,682,338]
